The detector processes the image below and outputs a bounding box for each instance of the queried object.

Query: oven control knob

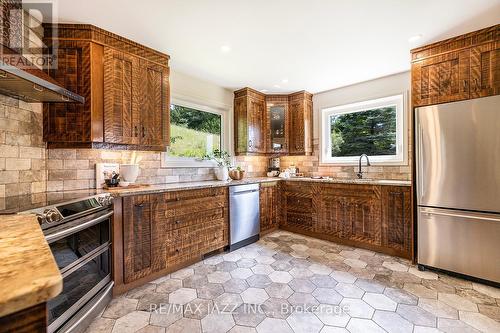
[36,214,45,225]
[44,209,61,223]
[98,195,113,206]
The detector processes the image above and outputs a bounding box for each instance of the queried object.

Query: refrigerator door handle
[420,208,500,222]
[417,123,425,204]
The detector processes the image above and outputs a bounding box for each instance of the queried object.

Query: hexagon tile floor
[86,230,500,333]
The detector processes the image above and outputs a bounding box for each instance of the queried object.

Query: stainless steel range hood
[0,49,84,103]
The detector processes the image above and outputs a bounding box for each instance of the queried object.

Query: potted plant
[203,149,231,181]
[229,166,245,180]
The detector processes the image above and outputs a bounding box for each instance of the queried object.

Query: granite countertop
[0,214,62,317]
[284,177,412,186]
[107,176,410,196]
[106,177,279,196]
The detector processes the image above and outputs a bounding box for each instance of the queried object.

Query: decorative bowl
[229,169,245,180]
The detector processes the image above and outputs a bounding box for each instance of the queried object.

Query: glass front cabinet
[267,96,289,154]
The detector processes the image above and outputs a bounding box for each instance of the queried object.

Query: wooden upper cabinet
[288,91,313,155]
[234,88,267,155]
[234,88,313,156]
[104,48,140,145]
[248,95,266,153]
[470,42,500,98]
[411,24,499,107]
[266,95,289,154]
[43,24,170,150]
[412,50,470,106]
[44,41,94,144]
[140,60,170,147]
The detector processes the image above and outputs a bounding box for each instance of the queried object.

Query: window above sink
[320,94,407,165]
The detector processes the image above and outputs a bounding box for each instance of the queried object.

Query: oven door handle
[46,211,113,243]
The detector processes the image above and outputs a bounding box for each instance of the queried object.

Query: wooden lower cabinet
[381,186,412,257]
[281,182,315,232]
[259,181,281,235]
[319,184,382,246]
[280,181,412,259]
[0,303,47,333]
[117,181,412,293]
[123,194,166,284]
[118,188,229,290]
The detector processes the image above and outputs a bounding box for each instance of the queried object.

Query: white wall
[170,70,233,111]
[312,71,410,139]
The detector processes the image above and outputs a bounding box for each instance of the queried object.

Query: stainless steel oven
[23,193,114,333]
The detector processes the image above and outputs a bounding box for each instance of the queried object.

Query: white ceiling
[41,0,500,94]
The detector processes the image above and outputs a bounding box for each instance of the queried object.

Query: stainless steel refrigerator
[416,95,500,284]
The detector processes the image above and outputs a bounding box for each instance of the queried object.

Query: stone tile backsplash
[46,150,220,191]
[0,96,46,198]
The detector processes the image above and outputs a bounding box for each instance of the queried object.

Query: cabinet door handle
[175,220,181,225]
[462,80,468,92]
[248,140,253,148]
[142,126,146,138]
[474,78,479,90]
[135,203,144,208]
[134,126,138,137]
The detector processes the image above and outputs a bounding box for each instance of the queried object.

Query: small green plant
[203,149,231,167]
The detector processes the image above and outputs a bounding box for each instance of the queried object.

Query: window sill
[319,157,408,167]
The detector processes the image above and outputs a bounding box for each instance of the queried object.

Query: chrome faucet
[357,154,371,179]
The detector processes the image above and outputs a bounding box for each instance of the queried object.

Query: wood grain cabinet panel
[0,303,47,333]
[412,50,470,107]
[123,195,166,284]
[234,88,267,154]
[103,48,140,145]
[470,42,500,98]
[381,186,412,257]
[318,184,382,246]
[140,60,170,147]
[44,41,92,143]
[282,182,315,232]
[288,92,313,155]
[260,181,281,235]
[43,24,170,150]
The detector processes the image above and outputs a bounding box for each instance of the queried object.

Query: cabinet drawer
[166,220,227,267]
[201,223,229,253]
[154,194,227,218]
[158,187,227,203]
[163,207,227,231]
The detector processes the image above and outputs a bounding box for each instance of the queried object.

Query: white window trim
[163,98,228,168]
[320,93,408,166]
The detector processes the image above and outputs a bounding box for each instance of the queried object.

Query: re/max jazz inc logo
[0,1,57,69]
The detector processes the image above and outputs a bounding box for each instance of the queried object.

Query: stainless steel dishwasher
[229,183,260,251]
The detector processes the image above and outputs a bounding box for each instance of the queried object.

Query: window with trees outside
[167,103,224,165]
[320,94,406,165]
